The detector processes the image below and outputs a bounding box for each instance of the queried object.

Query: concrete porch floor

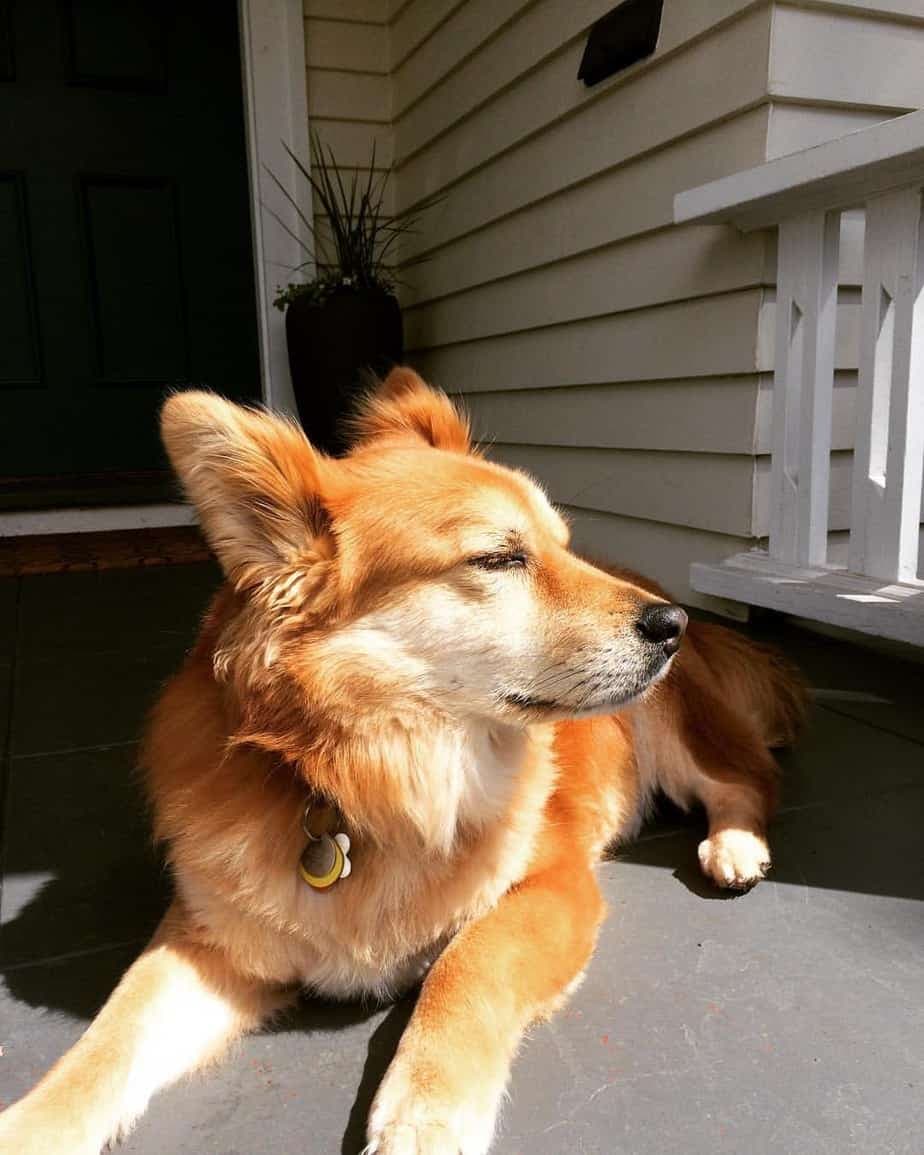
[0,563,921,1154]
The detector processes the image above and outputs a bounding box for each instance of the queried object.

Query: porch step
[0,526,212,577]
[692,551,924,647]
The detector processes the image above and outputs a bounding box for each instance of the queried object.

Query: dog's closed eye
[468,551,529,571]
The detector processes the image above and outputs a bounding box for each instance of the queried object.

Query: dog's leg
[680,707,779,891]
[665,623,803,890]
[366,867,605,1155]
[694,773,775,890]
[0,903,282,1155]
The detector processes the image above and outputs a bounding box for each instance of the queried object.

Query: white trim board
[691,552,924,646]
[239,0,311,416]
[0,504,196,539]
[675,109,924,231]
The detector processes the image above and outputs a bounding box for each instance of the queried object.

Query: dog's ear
[160,391,330,588]
[351,367,471,452]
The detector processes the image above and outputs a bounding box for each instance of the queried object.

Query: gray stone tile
[17,563,220,659]
[634,701,924,849]
[0,944,141,1110]
[757,621,924,747]
[689,610,924,747]
[1,579,921,1153]
[0,744,167,967]
[0,953,413,1152]
[3,789,920,1154]
[777,702,924,810]
[500,831,923,1155]
[117,996,416,1155]
[11,646,183,756]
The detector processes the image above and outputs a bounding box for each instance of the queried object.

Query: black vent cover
[578,0,664,87]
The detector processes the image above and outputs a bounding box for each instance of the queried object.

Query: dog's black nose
[636,604,688,655]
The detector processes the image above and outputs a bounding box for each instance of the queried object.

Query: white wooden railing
[675,111,924,646]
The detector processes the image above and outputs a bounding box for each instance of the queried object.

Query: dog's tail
[685,621,809,749]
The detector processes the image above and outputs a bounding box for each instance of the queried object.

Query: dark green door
[0,0,260,506]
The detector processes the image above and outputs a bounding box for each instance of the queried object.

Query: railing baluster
[849,187,924,583]
[769,211,839,566]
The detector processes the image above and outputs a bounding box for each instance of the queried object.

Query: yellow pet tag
[299,802,352,890]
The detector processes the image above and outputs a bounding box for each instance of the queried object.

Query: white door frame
[2,0,310,538]
[239,0,312,416]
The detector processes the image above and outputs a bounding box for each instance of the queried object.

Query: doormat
[0,526,212,576]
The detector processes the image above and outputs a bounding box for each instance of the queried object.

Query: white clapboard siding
[306,118,394,169]
[393,0,527,116]
[395,0,617,163]
[770,5,924,108]
[390,0,467,68]
[305,17,389,73]
[306,71,390,123]
[396,7,772,253]
[800,0,924,19]
[395,0,759,165]
[758,292,861,372]
[304,1,387,21]
[463,378,762,456]
[403,226,769,347]
[766,105,891,160]
[468,369,860,458]
[752,450,924,538]
[412,291,764,393]
[303,0,924,608]
[304,4,394,284]
[401,108,771,304]
[487,445,756,537]
[755,371,858,455]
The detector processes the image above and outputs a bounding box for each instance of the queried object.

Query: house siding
[303,0,924,607]
[303,0,393,265]
[396,0,774,610]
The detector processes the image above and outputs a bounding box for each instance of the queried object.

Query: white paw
[364,1120,464,1155]
[365,1063,499,1155]
[698,829,770,890]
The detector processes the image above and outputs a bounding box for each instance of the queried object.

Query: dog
[0,369,805,1154]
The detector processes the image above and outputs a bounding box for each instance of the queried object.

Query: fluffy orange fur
[0,371,805,1155]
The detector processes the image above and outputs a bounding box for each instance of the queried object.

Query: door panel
[82,178,188,384]
[0,0,261,494]
[0,174,41,387]
[64,0,167,91]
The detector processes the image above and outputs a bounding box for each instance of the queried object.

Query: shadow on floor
[618,779,924,904]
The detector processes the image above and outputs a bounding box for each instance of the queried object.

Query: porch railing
[675,110,924,646]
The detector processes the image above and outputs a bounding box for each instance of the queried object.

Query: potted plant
[270,137,430,455]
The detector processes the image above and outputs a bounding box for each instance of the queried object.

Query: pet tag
[299,802,351,890]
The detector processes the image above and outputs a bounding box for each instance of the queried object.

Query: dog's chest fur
[163,710,561,1000]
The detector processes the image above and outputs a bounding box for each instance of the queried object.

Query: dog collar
[299,799,352,890]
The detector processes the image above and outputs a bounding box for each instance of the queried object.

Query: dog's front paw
[365,1058,500,1155]
[364,1120,463,1155]
[698,829,770,890]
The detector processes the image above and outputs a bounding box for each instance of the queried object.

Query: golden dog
[0,370,804,1154]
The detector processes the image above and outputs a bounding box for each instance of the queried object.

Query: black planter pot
[285,287,403,456]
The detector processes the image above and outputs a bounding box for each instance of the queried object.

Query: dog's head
[161,370,686,729]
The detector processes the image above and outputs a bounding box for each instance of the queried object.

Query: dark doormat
[0,525,211,576]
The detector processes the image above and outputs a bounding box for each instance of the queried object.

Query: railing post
[769,211,840,566]
[849,187,924,583]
